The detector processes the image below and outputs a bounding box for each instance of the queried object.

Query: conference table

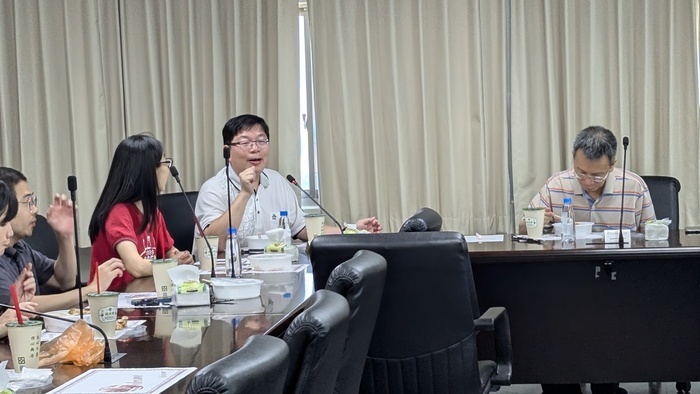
[0,264,314,393]
[469,230,700,384]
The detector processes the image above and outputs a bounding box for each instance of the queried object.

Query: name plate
[603,229,632,248]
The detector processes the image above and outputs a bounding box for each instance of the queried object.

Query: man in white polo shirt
[520,125,655,236]
[195,114,382,252]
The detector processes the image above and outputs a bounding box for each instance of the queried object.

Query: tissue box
[645,222,669,241]
[168,265,211,307]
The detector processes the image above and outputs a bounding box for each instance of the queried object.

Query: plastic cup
[523,207,546,239]
[304,213,325,243]
[87,291,119,337]
[6,320,43,372]
[195,236,219,272]
[151,258,178,298]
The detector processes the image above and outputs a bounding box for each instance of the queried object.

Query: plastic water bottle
[561,197,576,245]
[279,211,298,261]
[225,228,242,278]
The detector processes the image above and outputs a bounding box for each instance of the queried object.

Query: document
[465,234,504,243]
[47,367,196,394]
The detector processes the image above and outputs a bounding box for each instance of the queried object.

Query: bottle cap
[280,211,288,217]
[228,227,237,235]
[563,197,572,204]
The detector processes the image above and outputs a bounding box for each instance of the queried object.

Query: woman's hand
[174,250,194,265]
[89,258,125,292]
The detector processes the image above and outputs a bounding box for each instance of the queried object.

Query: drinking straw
[9,284,23,325]
[95,262,101,294]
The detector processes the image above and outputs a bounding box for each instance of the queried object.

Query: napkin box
[169,265,211,307]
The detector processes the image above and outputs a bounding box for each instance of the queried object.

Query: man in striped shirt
[520,125,655,235]
[524,126,655,394]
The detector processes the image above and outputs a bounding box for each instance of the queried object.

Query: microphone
[224,146,236,278]
[67,176,84,320]
[286,174,344,234]
[168,166,216,278]
[0,303,113,363]
[618,136,629,248]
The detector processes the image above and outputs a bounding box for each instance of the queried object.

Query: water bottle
[561,197,576,245]
[225,228,242,278]
[279,211,298,261]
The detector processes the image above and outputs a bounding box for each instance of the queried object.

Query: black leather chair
[186,335,289,394]
[399,207,442,232]
[325,250,387,394]
[309,232,512,394]
[282,289,350,394]
[641,176,681,230]
[159,191,198,252]
[24,214,58,260]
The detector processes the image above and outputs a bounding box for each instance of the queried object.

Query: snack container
[168,265,210,307]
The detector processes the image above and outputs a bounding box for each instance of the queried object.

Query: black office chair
[282,289,350,394]
[24,214,59,260]
[641,176,681,230]
[309,232,512,394]
[325,250,387,394]
[186,335,289,394]
[159,191,198,253]
[399,207,442,232]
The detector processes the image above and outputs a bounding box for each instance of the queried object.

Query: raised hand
[46,193,75,237]
[15,263,36,302]
[238,166,259,195]
[356,217,382,233]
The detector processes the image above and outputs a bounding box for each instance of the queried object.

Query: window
[299,5,320,211]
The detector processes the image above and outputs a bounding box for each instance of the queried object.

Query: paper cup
[87,291,119,337]
[195,236,219,272]
[154,308,175,338]
[304,214,325,243]
[151,258,178,298]
[6,320,43,372]
[523,207,546,239]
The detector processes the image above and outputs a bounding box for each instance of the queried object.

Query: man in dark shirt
[0,167,125,312]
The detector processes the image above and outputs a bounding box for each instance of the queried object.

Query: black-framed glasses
[19,194,38,210]
[159,158,173,168]
[573,170,610,183]
[228,139,270,150]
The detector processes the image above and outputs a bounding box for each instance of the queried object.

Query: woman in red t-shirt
[88,134,194,291]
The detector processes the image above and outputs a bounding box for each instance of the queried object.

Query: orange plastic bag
[39,319,105,367]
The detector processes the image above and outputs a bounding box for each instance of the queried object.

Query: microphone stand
[0,303,113,363]
[67,176,84,320]
[618,136,629,248]
[286,174,345,234]
[224,147,236,278]
[168,166,216,278]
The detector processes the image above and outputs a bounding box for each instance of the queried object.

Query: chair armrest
[474,306,512,386]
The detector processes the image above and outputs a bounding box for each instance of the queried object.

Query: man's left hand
[356,217,382,233]
[46,194,74,237]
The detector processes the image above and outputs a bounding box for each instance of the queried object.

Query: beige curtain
[0,0,124,246]
[0,0,299,246]
[119,0,299,193]
[511,0,700,229]
[308,0,510,233]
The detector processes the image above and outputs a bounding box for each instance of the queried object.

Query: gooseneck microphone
[67,175,84,320]
[224,146,236,278]
[0,303,112,363]
[618,136,629,248]
[168,166,216,278]
[286,174,344,234]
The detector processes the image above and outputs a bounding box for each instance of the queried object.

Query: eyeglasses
[159,158,173,168]
[19,194,38,210]
[573,170,610,183]
[228,140,270,150]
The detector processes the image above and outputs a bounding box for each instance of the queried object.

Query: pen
[511,235,544,244]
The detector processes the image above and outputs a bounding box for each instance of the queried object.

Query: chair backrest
[399,207,442,232]
[159,191,198,252]
[309,232,484,393]
[283,289,350,394]
[186,335,289,394]
[24,214,59,260]
[325,250,387,394]
[641,175,681,230]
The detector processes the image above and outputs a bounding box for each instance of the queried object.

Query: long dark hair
[89,134,164,242]
[0,180,18,225]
